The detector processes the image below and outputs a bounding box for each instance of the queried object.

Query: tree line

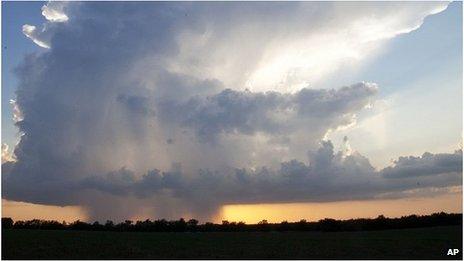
[2,212,461,232]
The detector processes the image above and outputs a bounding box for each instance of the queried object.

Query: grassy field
[2,226,462,259]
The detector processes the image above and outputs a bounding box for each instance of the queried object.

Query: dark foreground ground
[2,226,462,259]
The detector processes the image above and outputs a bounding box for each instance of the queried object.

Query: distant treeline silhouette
[2,212,461,232]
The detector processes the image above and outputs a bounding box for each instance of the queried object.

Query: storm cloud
[381,151,463,179]
[3,2,460,221]
[157,83,377,143]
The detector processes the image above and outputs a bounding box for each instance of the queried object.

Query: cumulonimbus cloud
[4,2,458,221]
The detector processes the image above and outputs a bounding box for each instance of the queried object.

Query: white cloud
[41,2,69,23]
[1,144,16,163]
[9,99,23,123]
[22,24,50,49]
[21,2,69,49]
[166,2,450,93]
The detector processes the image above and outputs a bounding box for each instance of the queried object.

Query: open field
[2,226,462,259]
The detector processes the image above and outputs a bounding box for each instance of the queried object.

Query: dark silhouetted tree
[3,212,461,233]
[2,217,13,229]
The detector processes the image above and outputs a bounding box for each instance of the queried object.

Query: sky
[1,1,462,223]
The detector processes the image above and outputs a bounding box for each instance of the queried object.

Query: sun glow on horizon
[219,193,462,223]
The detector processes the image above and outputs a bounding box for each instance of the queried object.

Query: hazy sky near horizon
[1,1,462,222]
